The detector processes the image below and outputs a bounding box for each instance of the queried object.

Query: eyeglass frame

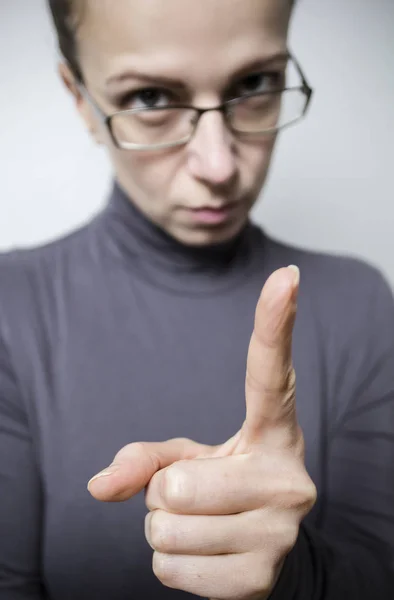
[77,51,313,151]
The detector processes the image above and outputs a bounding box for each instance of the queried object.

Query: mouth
[186,203,239,226]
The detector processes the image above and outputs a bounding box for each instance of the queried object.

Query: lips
[187,203,238,225]
[189,201,237,212]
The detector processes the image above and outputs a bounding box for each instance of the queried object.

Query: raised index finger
[242,266,300,449]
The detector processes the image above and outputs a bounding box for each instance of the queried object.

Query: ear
[58,62,103,145]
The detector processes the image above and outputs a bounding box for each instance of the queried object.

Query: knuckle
[278,463,317,512]
[115,441,161,470]
[246,364,295,397]
[149,511,177,553]
[152,552,178,588]
[149,510,178,554]
[287,366,296,392]
[246,555,275,597]
[289,468,317,510]
[278,367,297,415]
[113,442,135,462]
[162,463,194,512]
[302,478,318,512]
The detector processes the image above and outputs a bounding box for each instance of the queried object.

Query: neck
[99,180,266,295]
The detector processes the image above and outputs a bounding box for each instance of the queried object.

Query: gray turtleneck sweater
[0,183,394,599]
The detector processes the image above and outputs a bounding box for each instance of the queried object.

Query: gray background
[1,0,393,281]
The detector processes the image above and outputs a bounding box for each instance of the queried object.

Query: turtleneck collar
[97,181,266,295]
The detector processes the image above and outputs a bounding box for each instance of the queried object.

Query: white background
[1,0,393,281]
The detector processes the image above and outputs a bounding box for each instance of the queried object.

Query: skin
[60,1,317,597]
[88,266,317,600]
[61,0,293,245]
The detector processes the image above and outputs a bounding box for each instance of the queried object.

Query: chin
[173,216,248,247]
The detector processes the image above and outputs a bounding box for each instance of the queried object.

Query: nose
[186,110,238,188]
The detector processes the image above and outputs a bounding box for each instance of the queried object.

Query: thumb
[87,438,212,502]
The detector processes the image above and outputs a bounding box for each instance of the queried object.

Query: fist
[88,266,317,599]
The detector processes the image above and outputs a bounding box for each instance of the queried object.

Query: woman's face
[68,0,293,245]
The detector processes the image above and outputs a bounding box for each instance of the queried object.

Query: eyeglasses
[79,52,313,151]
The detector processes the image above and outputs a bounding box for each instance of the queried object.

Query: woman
[0,0,393,598]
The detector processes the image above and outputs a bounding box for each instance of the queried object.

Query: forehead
[78,0,292,87]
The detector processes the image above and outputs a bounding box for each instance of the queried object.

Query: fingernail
[87,464,118,489]
[287,265,300,287]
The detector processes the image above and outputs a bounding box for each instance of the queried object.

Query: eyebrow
[105,51,290,90]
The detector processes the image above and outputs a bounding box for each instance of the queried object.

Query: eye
[118,88,174,110]
[235,71,284,97]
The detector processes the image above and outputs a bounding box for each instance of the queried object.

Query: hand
[88,266,317,600]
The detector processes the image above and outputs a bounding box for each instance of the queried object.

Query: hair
[48,0,84,81]
[48,0,296,83]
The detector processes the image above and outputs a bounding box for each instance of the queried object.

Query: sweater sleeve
[270,268,394,599]
[0,331,47,599]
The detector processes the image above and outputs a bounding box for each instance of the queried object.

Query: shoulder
[0,218,98,288]
[0,221,97,340]
[263,233,393,310]
[260,233,394,352]
[262,235,394,418]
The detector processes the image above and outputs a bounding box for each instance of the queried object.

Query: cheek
[241,136,277,187]
[103,131,277,203]
[106,144,179,200]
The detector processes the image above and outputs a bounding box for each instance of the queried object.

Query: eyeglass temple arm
[76,82,109,124]
[287,50,313,99]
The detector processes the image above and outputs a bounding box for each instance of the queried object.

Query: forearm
[269,524,394,600]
